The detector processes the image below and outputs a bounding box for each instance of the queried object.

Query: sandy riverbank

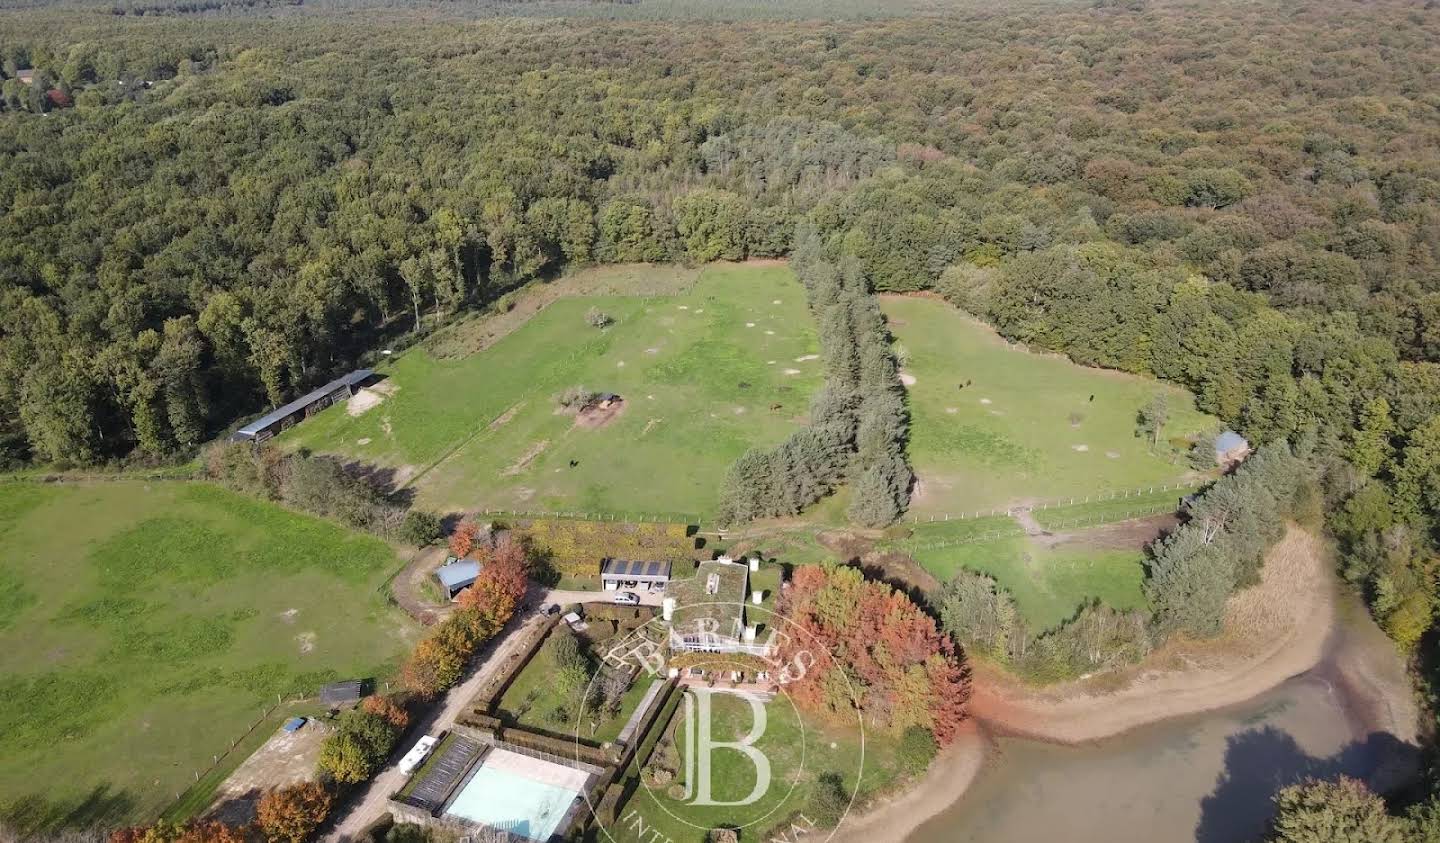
[828,722,988,843]
[829,526,1419,843]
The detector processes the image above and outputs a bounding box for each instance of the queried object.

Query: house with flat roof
[663,557,770,656]
[600,559,672,593]
[230,369,373,445]
[436,557,483,601]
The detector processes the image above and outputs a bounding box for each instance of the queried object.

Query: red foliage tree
[176,821,247,843]
[111,820,246,843]
[448,520,480,558]
[360,693,410,731]
[256,781,333,843]
[776,564,971,745]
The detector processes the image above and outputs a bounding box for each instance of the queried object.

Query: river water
[908,672,1407,843]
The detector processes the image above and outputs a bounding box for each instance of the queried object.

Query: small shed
[601,559,672,593]
[319,680,365,707]
[435,557,482,601]
[15,69,34,85]
[1213,430,1251,466]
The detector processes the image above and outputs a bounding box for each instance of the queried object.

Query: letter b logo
[680,689,772,806]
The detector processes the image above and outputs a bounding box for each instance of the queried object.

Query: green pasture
[883,296,1214,515]
[284,263,823,518]
[0,482,414,829]
[909,533,1147,630]
[623,688,899,843]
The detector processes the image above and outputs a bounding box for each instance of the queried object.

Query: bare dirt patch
[488,402,524,431]
[501,440,549,476]
[795,354,820,362]
[575,398,626,429]
[815,530,875,561]
[347,389,383,416]
[1037,513,1179,551]
[641,418,663,437]
[207,721,331,825]
[861,549,942,596]
[899,372,917,386]
[782,368,802,375]
[296,631,316,654]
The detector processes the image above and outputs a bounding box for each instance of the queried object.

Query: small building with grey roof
[435,557,483,601]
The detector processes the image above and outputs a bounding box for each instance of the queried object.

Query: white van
[399,735,440,775]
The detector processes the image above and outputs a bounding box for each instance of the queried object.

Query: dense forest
[3,0,1440,686]
[3,0,1440,831]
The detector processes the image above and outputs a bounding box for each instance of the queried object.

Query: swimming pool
[444,749,588,841]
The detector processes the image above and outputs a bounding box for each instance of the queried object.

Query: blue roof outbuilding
[435,557,482,599]
[1214,430,1249,455]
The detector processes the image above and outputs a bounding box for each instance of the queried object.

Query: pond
[909,673,1406,843]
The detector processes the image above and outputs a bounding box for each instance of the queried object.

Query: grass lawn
[496,632,656,745]
[883,296,1215,515]
[0,481,415,829]
[910,534,1147,630]
[283,263,822,519]
[1030,484,1201,531]
[622,689,899,843]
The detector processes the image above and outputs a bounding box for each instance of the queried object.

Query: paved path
[323,587,656,840]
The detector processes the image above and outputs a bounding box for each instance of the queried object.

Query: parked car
[543,603,560,616]
[612,591,641,605]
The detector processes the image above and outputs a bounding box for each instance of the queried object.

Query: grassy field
[622,688,899,843]
[907,532,1147,631]
[0,482,415,829]
[883,296,1214,515]
[284,263,822,518]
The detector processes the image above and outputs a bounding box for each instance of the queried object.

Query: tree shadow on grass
[1194,726,1419,843]
[2,784,136,836]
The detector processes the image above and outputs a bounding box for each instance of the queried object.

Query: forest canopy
[2,0,1439,580]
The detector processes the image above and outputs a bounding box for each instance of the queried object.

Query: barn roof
[319,680,365,705]
[435,558,482,590]
[233,369,373,439]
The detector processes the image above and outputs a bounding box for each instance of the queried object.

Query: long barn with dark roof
[230,369,373,445]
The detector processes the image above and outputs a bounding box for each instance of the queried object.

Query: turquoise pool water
[445,765,580,841]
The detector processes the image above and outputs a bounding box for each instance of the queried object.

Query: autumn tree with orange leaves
[403,536,530,698]
[360,694,410,731]
[448,520,481,558]
[256,781,333,843]
[776,563,970,745]
[111,820,247,843]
